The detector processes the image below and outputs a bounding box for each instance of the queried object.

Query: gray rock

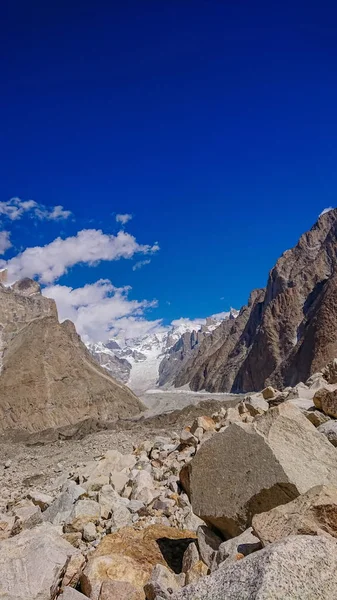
[144,564,181,600]
[318,420,337,446]
[27,490,54,511]
[82,521,97,542]
[213,527,261,570]
[110,503,132,531]
[66,498,101,532]
[187,404,337,537]
[109,471,129,494]
[171,535,337,600]
[0,524,79,600]
[304,409,330,427]
[182,542,200,573]
[12,500,43,530]
[44,481,86,525]
[197,525,222,567]
[98,484,128,519]
[244,394,269,416]
[252,485,337,546]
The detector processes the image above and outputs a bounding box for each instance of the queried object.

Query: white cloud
[43,279,161,343]
[116,213,132,224]
[0,231,12,255]
[1,228,159,284]
[132,259,151,271]
[319,207,334,217]
[0,197,71,221]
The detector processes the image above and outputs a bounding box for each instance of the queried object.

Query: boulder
[187,404,337,537]
[190,416,216,434]
[131,470,156,505]
[66,498,101,532]
[110,471,129,494]
[262,386,277,400]
[314,388,337,418]
[244,395,269,416]
[252,485,337,545]
[99,580,143,599]
[182,542,199,573]
[304,409,330,427]
[12,500,43,531]
[144,564,181,600]
[0,524,79,600]
[213,527,261,570]
[197,526,222,567]
[170,535,337,600]
[82,521,97,542]
[99,484,127,519]
[82,525,196,599]
[44,481,86,525]
[317,420,337,446]
[27,490,53,511]
[184,560,208,585]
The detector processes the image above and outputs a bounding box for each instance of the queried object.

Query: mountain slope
[0,279,143,432]
[89,314,237,394]
[175,208,337,393]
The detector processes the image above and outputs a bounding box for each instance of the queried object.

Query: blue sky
[1,1,337,340]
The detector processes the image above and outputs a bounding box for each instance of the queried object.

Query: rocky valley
[1,209,337,599]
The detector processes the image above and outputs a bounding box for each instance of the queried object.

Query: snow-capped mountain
[87,309,238,394]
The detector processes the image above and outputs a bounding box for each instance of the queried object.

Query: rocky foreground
[2,361,337,598]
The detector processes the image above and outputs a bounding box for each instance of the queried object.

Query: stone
[98,485,127,519]
[144,564,180,600]
[317,420,337,446]
[66,498,101,532]
[0,524,79,600]
[262,386,278,400]
[197,525,222,567]
[190,416,216,434]
[110,471,129,494]
[252,485,337,546]
[60,588,88,599]
[63,552,86,587]
[244,395,269,416]
[110,503,132,531]
[83,521,97,542]
[99,580,143,600]
[12,500,43,530]
[27,490,53,511]
[187,404,337,537]
[182,542,200,573]
[131,470,156,505]
[180,427,198,446]
[44,481,86,525]
[314,387,337,418]
[82,525,196,599]
[170,535,337,600]
[304,409,330,427]
[184,560,208,585]
[0,513,15,540]
[213,527,261,570]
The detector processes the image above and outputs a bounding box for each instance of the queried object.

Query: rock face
[174,290,265,391]
[175,209,337,392]
[186,404,337,537]
[0,280,143,432]
[171,535,337,600]
[252,485,337,546]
